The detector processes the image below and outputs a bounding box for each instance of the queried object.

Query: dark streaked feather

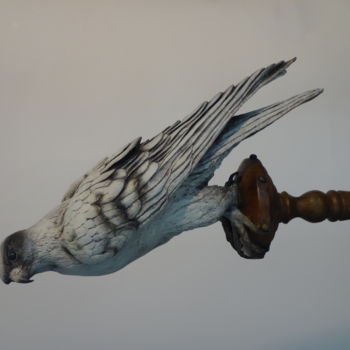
[186,88,323,189]
[64,59,302,231]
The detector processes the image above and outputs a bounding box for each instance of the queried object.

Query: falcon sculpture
[0,58,322,284]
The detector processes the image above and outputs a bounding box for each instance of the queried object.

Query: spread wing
[185,88,323,189]
[62,59,296,236]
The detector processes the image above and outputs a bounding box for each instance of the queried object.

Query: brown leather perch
[221,154,350,258]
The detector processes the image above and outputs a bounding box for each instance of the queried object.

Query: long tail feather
[187,88,323,187]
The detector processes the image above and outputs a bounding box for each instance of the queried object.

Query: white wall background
[0,1,349,349]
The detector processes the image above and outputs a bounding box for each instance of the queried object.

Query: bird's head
[0,205,77,285]
[0,230,35,284]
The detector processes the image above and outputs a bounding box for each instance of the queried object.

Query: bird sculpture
[0,58,323,284]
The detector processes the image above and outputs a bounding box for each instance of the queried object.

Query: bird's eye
[7,250,17,262]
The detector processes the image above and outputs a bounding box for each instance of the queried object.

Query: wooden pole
[222,154,350,257]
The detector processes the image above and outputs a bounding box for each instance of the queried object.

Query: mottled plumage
[0,59,322,283]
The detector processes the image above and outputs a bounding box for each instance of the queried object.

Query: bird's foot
[221,209,270,259]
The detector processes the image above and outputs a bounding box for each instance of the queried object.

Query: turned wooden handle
[225,154,350,257]
[279,190,350,223]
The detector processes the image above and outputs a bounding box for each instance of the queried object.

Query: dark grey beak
[0,266,33,284]
[2,274,11,285]
[0,251,33,285]
[1,271,33,285]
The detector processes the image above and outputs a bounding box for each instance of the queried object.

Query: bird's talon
[222,210,269,259]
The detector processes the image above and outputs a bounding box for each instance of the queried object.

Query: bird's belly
[59,224,178,277]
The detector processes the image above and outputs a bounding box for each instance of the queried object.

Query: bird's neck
[27,203,78,274]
